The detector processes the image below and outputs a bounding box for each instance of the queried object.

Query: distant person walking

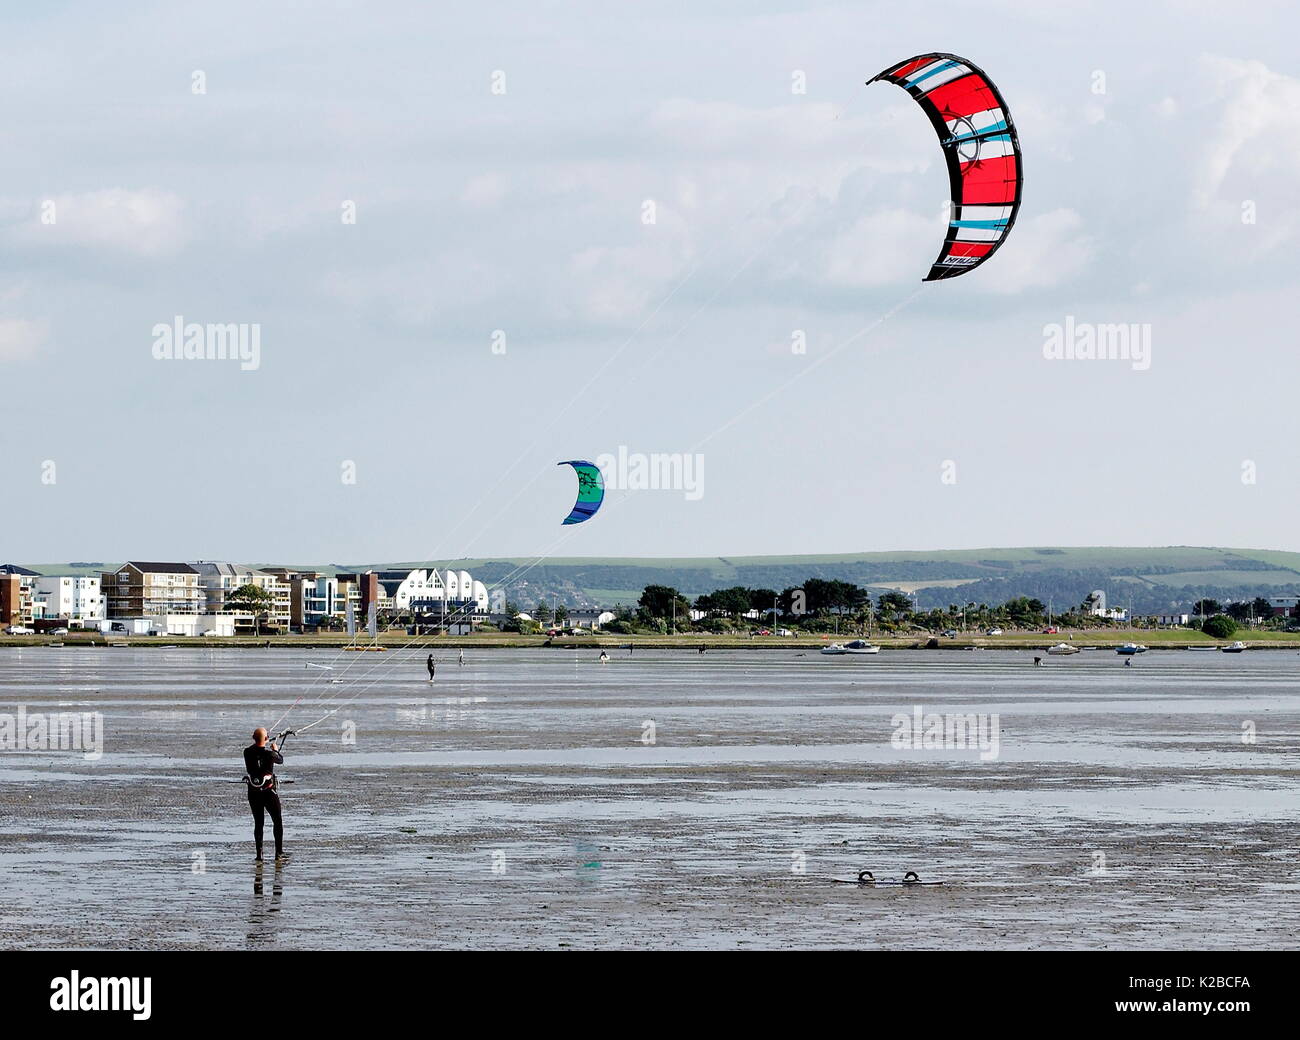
[426,653,436,682]
[458,649,465,667]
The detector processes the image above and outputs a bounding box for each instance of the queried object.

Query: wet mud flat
[0,647,1297,949]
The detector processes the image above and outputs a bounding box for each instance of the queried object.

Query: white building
[568,608,616,629]
[191,562,292,632]
[373,568,489,614]
[295,573,360,627]
[33,576,105,622]
[373,568,491,634]
[98,614,236,637]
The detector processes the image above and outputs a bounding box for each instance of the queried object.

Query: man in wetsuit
[427,653,436,682]
[244,727,287,862]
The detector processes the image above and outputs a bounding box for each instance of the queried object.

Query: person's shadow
[247,861,284,946]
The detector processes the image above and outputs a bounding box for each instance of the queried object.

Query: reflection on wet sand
[248,862,284,946]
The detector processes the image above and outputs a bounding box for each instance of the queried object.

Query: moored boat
[1046,643,1079,655]
[1220,641,1247,653]
[1116,643,1148,655]
[843,640,880,655]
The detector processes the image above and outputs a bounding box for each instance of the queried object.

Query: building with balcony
[33,576,105,622]
[190,562,293,633]
[102,562,204,617]
[0,565,41,626]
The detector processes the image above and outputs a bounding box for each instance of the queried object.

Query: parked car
[4,625,35,635]
[1043,626,1059,634]
[48,627,70,636]
[986,628,1003,636]
[942,629,959,638]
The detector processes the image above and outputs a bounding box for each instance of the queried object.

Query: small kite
[557,460,604,525]
[869,53,1022,281]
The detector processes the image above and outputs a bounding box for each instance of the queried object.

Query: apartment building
[355,568,490,617]
[281,572,360,630]
[1,565,42,626]
[33,576,105,622]
[102,562,204,617]
[190,562,292,633]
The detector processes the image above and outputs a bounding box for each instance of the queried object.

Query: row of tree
[569,582,1280,637]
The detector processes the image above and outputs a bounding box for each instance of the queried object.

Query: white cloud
[822,208,939,288]
[13,189,186,256]
[568,229,694,324]
[985,209,1095,293]
[460,173,509,207]
[1193,56,1300,208]
[649,99,846,155]
[0,318,49,362]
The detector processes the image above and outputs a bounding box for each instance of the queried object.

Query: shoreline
[2,632,1297,650]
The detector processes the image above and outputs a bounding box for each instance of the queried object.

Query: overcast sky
[2,0,1298,564]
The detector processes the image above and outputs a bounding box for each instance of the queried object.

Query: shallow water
[0,646,1296,948]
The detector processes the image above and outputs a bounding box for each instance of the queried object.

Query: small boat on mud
[1116,643,1148,655]
[1046,643,1079,655]
[1220,641,1247,653]
[843,640,880,655]
[822,640,881,655]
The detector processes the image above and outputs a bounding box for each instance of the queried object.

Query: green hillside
[320,546,1300,610]
[13,547,1300,612]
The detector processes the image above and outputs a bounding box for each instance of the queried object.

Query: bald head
[253,727,268,745]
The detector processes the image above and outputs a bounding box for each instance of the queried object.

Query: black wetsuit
[244,743,284,859]
[426,654,435,680]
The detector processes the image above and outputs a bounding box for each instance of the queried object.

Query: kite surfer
[244,727,287,862]
[427,653,436,682]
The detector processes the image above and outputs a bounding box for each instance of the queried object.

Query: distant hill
[16,547,1300,612]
